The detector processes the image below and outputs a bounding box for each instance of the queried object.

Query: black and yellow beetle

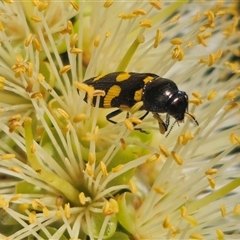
[83,72,198,135]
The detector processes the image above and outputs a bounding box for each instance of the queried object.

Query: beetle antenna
[165,120,177,138]
[185,112,199,126]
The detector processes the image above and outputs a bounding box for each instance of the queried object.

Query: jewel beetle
[83,71,198,135]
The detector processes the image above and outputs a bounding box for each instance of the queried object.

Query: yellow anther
[220,203,226,217]
[70,33,78,48]
[129,179,137,194]
[233,204,240,215]
[70,48,83,54]
[223,90,237,101]
[73,113,86,123]
[112,164,124,172]
[153,186,165,194]
[64,203,71,219]
[207,90,217,101]
[32,38,42,51]
[94,34,101,47]
[1,154,16,160]
[204,11,215,24]
[159,145,170,157]
[184,215,198,226]
[150,0,161,10]
[154,28,162,48]
[192,12,201,22]
[224,102,238,111]
[85,163,94,177]
[170,38,183,45]
[59,65,71,75]
[172,45,184,61]
[216,229,224,240]
[103,198,118,215]
[189,233,203,240]
[29,211,36,224]
[103,0,113,8]
[100,161,108,176]
[205,168,218,175]
[170,14,180,24]
[189,98,203,105]
[30,92,43,99]
[171,151,183,165]
[38,1,48,11]
[120,138,127,150]
[79,192,86,205]
[30,16,42,22]
[162,216,170,228]
[181,206,187,217]
[197,34,207,47]
[57,108,69,119]
[146,153,160,163]
[207,176,215,189]
[70,1,79,11]
[132,9,146,16]
[192,92,202,98]
[105,31,110,38]
[139,19,152,28]
[25,33,33,47]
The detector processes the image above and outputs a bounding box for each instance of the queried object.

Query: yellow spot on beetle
[103,85,121,108]
[134,89,143,101]
[93,74,105,81]
[116,72,131,81]
[143,76,154,84]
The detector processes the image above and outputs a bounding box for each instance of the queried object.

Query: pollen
[207,90,217,101]
[159,145,170,157]
[170,38,183,45]
[61,20,73,35]
[205,168,218,175]
[86,163,94,177]
[220,203,226,217]
[59,65,71,75]
[79,192,86,205]
[100,161,108,176]
[171,151,183,165]
[103,0,113,8]
[153,186,165,194]
[139,19,152,28]
[150,0,161,10]
[154,28,162,48]
[112,164,124,172]
[129,179,137,194]
[204,11,215,25]
[70,1,79,11]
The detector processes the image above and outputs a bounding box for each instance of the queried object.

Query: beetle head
[167,91,188,121]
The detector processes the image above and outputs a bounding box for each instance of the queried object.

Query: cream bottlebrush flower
[0,1,240,240]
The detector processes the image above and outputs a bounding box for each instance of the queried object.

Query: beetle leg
[165,114,170,131]
[106,109,123,124]
[153,113,167,134]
